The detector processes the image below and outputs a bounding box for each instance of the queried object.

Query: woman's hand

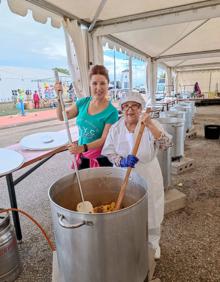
[141,113,163,140]
[141,112,153,128]
[67,143,84,154]
[54,82,63,94]
[119,155,139,168]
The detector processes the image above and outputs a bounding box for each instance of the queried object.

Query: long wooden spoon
[114,108,151,211]
[54,71,93,213]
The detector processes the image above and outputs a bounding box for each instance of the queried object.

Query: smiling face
[90,74,109,101]
[121,102,142,124]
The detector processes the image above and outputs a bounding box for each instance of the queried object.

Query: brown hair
[89,65,109,83]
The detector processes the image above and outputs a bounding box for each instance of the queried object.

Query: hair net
[119,91,146,109]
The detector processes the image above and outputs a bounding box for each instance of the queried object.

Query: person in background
[68,83,76,101]
[55,65,118,169]
[33,90,40,109]
[17,89,25,116]
[11,90,18,103]
[102,91,172,260]
[193,82,202,97]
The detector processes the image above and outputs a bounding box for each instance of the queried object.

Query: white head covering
[119,91,146,109]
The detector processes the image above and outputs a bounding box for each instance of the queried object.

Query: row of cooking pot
[156,101,196,189]
[160,101,195,153]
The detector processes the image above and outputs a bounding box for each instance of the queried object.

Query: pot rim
[48,192,147,216]
[48,168,148,216]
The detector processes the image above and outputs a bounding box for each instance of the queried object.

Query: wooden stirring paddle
[114,108,151,211]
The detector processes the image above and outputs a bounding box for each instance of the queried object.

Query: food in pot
[93,202,116,213]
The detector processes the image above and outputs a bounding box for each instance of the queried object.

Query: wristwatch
[83,144,88,152]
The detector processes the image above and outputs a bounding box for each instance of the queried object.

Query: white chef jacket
[102,117,169,229]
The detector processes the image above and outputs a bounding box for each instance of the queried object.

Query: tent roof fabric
[6,0,220,70]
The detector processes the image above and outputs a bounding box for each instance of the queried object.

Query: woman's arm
[141,112,162,139]
[56,101,78,121]
[68,124,113,154]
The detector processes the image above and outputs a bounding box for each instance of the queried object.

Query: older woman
[102,91,172,259]
[55,65,118,169]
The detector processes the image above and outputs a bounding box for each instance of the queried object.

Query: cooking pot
[173,104,192,131]
[157,117,185,158]
[157,146,172,190]
[49,167,148,282]
[160,110,186,136]
[179,101,196,117]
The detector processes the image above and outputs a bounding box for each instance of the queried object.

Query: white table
[0,128,78,241]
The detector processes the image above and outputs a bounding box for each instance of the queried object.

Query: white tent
[6,0,220,97]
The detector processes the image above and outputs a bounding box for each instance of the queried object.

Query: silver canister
[0,210,21,282]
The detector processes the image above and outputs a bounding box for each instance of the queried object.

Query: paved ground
[0,105,219,282]
[0,108,76,147]
[0,101,120,130]
[0,119,66,147]
[0,109,57,129]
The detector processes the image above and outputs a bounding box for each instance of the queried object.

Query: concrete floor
[0,105,219,281]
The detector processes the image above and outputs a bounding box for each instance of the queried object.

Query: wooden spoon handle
[115,108,151,210]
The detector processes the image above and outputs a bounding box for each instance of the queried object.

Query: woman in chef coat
[102,91,172,259]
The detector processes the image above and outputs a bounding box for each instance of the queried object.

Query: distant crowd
[11,83,76,116]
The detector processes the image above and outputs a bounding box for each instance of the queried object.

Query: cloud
[0,0,67,68]
[31,43,66,58]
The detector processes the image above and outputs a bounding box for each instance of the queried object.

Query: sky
[0,0,158,88]
[0,0,67,69]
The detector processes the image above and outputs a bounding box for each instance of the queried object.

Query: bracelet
[83,144,88,152]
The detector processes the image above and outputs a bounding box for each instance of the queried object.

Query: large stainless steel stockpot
[157,146,172,190]
[0,211,21,282]
[173,104,192,131]
[160,110,186,136]
[157,117,185,158]
[179,101,196,117]
[49,167,148,282]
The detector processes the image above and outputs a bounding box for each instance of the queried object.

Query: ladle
[54,71,93,213]
[115,108,151,211]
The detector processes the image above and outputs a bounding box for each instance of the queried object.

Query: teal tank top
[76,97,118,145]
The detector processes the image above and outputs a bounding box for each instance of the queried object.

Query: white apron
[102,118,164,229]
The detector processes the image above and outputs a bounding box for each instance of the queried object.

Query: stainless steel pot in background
[160,110,186,136]
[179,101,196,117]
[0,211,21,282]
[49,167,148,282]
[173,104,193,131]
[157,117,185,158]
[157,146,172,190]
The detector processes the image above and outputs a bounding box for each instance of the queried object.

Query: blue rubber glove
[120,155,139,168]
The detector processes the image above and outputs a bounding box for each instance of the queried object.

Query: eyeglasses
[121,103,141,111]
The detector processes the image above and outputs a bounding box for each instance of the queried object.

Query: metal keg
[0,211,21,282]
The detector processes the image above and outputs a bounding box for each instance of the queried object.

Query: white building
[0,66,66,102]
